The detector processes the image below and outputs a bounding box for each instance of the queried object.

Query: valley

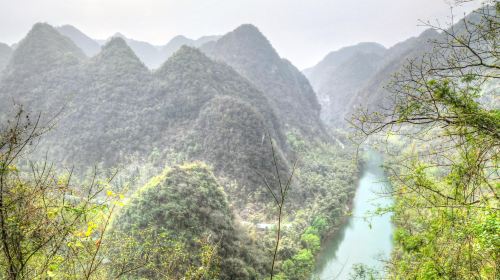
[0,1,497,279]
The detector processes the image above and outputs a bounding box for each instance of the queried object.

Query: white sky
[0,0,483,68]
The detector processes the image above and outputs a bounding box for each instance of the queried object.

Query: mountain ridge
[304,29,440,126]
[201,24,327,140]
[56,24,101,56]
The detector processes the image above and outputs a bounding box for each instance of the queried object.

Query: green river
[313,150,394,279]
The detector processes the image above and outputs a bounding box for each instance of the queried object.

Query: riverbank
[313,150,394,279]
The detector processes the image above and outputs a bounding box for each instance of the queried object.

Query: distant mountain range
[304,29,441,127]
[0,24,303,277]
[0,22,282,186]
[303,42,387,126]
[55,24,221,69]
[304,7,493,128]
[0,20,458,218]
[1,22,447,131]
[0,20,473,186]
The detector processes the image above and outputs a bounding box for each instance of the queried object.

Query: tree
[348,264,379,280]
[281,249,314,280]
[0,107,183,279]
[352,2,499,279]
[257,133,298,280]
[0,107,125,279]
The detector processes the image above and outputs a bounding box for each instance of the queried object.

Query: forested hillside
[201,24,327,140]
[0,21,357,279]
[304,42,386,126]
[305,29,440,126]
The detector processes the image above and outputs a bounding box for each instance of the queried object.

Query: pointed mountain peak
[92,36,146,70]
[112,32,126,39]
[25,22,83,51]
[87,37,150,82]
[174,45,205,57]
[102,36,129,50]
[227,24,274,51]
[202,23,280,66]
[162,35,195,52]
[155,45,228,80]
[168,35,192,44]
[6,22,84,74]
[158,45,210,69]
[30,22,57,34]
[232,24,264,38]
[23,22,84,56]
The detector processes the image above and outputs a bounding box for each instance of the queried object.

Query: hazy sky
[0,0,483,68]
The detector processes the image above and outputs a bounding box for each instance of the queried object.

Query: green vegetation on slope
[353,3,499,279]
[0,21,362,280]
[201,24,326,140]
[111,162,264,279]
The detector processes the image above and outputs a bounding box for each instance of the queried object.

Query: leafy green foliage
[287,131,357,227]
[280,249,314,280]
[111,162,260,279]
[259,132,359,279]
[354,4,499,279]
[0,109,129,279]
[348,264,379,280]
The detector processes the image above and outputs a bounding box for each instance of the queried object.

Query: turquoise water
[313,150,393,280]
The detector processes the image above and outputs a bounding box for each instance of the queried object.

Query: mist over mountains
[0,21,446,131]
[0,22,291,190]
[0,21,362,278]
[304,42,387,125]
[304,29,441,126]
[0,20,447,229]
[0,5,493,278]
[55,24,221,69]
